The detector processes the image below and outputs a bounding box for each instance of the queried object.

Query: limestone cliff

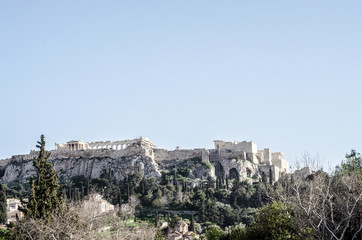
[0,144,215,184]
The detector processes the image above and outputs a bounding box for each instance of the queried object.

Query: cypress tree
[127,176,130,203]
[173,168,177,188]
[167,212,171,232]
[0,184,7,224]
[155,211,159,228]
[80,186,84,200]
[85,177,90,196]
[76,188,80,201]
[117,189,122,206]
[226,175,229,190]
[20,135,63,221]
[70,188,74,201]
[189,214,196,233]
[171,214,179,228]
[269,167,273,185]
[200,200,206,221]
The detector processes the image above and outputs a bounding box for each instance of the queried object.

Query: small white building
[7,198,25,223]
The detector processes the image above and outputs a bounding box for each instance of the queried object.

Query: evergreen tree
[0,184,7,224]
[80,186,84,200]
[200,200,206,221]
[76,188,80,201]
[154,228,164,240]
[173,168,178,188]
[227,202,308,240]
[85,177,90,195]
[19,135,63,221]
[127,176,130,202]
[226,175,229,190]
[117,189,122,206]
[167,212,171,232]
[189,214,195,232]
[269,167,273,185]
[155,211,160,228]
[70,187,74,201]
[171,214,180,228]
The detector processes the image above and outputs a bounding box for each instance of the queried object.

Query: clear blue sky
[1,1,361,171]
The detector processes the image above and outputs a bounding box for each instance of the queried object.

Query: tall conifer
[0,183,7,224]
[20,135,63,221]
[189,214,196,233]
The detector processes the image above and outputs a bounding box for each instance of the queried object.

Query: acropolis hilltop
[0,137,288,184]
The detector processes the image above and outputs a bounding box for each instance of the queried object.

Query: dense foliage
[214,202,313,240]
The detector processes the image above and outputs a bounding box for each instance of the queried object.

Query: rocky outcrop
[0,143,164,184]
[1,154,162,184]
[0,145,216,184]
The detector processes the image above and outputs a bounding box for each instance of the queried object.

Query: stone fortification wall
[271,152,289,173]
[154,148,210,163]
[257,149,271,165]
[214,150,259,164]
[214,140,257,153]
[0,158,11,167]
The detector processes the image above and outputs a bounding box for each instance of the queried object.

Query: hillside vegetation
[1,136,361,240]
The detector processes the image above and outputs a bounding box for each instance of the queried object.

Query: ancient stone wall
[271,152,289,173]
[154,148,210,163]
[214,140,257,153]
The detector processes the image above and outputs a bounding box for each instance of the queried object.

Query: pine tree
[20,135,63,221]
[189,214,196,233]
[0,184,7,224]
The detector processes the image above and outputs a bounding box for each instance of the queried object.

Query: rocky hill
[0,138,288,185]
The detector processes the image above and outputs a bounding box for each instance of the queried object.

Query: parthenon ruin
[55,137,156,151]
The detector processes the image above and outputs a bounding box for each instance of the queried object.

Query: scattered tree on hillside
[154,228,164,240]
